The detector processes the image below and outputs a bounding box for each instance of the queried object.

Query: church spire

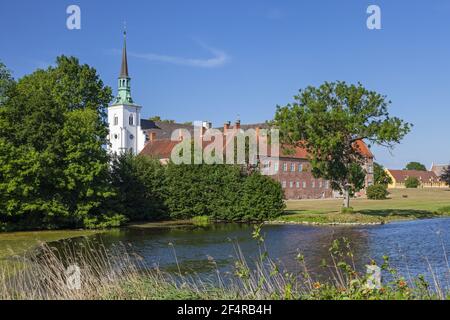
[120,27,129,78]
[114,25,134,105]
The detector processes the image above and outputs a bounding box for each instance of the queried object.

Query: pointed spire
[114,25,135,105]
[120,24,129,78]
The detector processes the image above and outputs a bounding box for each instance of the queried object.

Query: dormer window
[129,115,134,126]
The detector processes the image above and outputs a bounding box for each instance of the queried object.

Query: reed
[0,229,449,300]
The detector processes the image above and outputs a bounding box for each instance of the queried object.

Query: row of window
[263,161,304,172]
[113,115,135,126]
[281,180,329,189]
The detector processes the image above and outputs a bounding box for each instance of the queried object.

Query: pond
[45,218,450,286]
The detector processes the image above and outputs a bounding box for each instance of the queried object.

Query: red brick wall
[262,157,373,200]
[264,158,334,199]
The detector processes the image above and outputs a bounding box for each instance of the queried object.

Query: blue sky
[1,0,449,168]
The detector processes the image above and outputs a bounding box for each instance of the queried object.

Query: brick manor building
[107,32,374,200]
[138,120,374,200]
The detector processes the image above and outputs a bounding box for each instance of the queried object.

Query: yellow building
[385,169,447,189]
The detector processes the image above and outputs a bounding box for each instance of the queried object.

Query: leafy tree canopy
[273,81,411,208]
[374,162,393,185]
[404,162,427,171]
[0,56,119,230]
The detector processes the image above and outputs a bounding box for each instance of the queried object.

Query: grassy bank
[0,229,101,275]
[278,188,450,225]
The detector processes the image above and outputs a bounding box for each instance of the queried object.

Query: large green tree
[273,81,411,208]
[0,56,120,230]
[404,162,426,171]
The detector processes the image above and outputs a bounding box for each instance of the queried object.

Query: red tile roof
[274,140,373,159]
[387,169,439,182]
[140,137,373,161]
[354,140,374,158]
[140,140,181,159]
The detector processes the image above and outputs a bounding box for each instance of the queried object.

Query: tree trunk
[343,187,350,208]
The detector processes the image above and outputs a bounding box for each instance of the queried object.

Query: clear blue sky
[1,0,449,168]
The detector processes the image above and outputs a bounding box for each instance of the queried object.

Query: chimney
[150,132,156,141]
[202,121,212,129]
[201,126,206,138]
[224,121,231,134]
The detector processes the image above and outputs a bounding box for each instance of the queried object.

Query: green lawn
[278,188,450,224]
[0,229,102,276]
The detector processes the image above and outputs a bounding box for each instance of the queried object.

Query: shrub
[366,184,389,200]
[164,163,285,221]
[340,207,354,214]
[405,177,420,188]
[164,163,244,220]
[238,172,285,221]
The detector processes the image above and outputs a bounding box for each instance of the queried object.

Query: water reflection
[47,218,450,284]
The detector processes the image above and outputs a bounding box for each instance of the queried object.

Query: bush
[164,163,285,221]
[405,177,420,188]
[164,163,244,220]
[366,184,389,200]
[238,172,285,221]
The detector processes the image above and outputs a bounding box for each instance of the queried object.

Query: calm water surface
[49,218,450,284]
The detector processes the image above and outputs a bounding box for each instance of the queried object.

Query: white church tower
[108,30,146,155]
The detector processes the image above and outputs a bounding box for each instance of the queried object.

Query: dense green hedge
[366,184,389,200]
[110,153,167,221]
[106,156,286,223]
[164,163,285,221]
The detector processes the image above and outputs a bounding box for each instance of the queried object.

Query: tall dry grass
[0,232,449,300]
